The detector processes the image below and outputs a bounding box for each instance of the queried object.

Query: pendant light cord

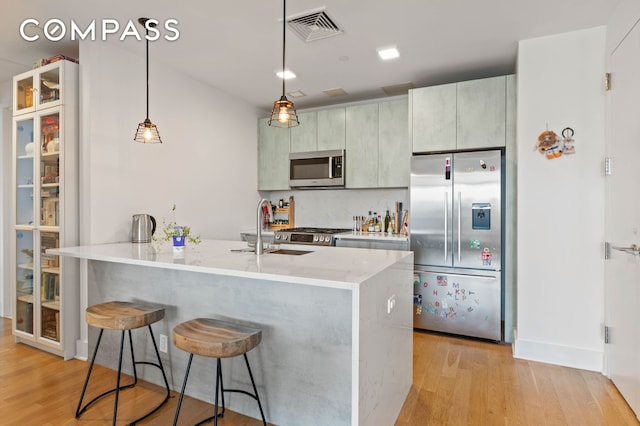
[146,26,150,120]
[281,0,286,97]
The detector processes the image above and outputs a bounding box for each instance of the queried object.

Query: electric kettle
[131,214,156,243]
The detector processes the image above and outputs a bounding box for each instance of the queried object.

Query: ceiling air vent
[287,8,343,42]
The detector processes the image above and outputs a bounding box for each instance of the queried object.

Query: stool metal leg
[243,353,267,426]
[75,328,105,418]
[76,326,171,426]
[128,325,171,425]
[173,353,194,426]
[112,330,127,425]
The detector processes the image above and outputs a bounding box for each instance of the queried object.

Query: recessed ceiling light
[276,70,297,79]
[377,47,399,61]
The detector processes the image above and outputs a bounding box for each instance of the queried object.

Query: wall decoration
[535,126,576,159]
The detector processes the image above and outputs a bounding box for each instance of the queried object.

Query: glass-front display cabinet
[11,60,79,359]
[13,61,64,115]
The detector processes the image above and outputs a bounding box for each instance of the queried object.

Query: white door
[605,17,640,419]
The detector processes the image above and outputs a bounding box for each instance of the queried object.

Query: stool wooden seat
[86,301,165,330]
[173,318,266,426]
[76,301,170,426]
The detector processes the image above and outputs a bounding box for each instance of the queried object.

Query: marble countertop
[50,240,412,290]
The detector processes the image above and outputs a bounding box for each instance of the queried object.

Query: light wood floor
[1,318,637,425]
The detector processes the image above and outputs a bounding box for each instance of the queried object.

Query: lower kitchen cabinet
[258,117,290,191]
[335,237,409,251]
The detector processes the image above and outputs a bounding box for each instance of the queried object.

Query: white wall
[79,40,261,245]
[0,79,12,317]
[515,27,606,371]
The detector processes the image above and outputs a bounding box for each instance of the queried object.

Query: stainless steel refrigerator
[410,150,503,341]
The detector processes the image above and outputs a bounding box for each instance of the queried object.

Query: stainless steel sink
[267,249,312,255]
[230,247,312,255]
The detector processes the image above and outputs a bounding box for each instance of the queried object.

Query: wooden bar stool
[172,318,267,426]
[75,301,171,426]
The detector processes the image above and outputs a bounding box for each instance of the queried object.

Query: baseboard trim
[513,330,604,372]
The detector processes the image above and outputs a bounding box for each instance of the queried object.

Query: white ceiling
[1,0,619,113]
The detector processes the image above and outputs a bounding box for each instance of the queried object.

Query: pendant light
[134,17,162,143]
[269,0,299,128]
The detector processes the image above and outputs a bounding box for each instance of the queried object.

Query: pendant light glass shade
[269,0,299,128]
[269,95,299,128]
[133,18,163,143]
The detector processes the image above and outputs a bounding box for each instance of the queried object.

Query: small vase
[172,235,185,247]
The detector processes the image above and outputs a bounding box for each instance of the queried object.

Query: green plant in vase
[153,204,201,246]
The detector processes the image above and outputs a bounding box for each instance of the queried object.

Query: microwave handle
[329,156,333,179]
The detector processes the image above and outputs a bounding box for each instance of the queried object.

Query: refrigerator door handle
[444,192,448,261]
[457,191,462,263]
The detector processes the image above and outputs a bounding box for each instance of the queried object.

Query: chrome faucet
[256,198,271,255]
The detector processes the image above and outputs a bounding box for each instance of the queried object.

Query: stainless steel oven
[289,149,345,188]
[274,227,351,246]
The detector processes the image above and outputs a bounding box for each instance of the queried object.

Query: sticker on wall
[470,239,481,249]
[436,275,448,286]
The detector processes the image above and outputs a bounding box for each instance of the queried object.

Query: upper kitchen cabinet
[290,112,317,152]
[258,118,290,191]
[345,99,409,188]
[317,108,346,150]
[378,99,410,187]
[289,108,347,153]
[456,76,506,150]
[410,83,457,152]
[346,103,378,188]
[506,74,517,145]
[13,61,75,115]
[410,75,514,153]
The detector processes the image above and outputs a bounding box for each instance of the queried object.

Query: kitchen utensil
[132,214,156,243]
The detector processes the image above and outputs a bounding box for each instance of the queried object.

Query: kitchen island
[51,240,413,426]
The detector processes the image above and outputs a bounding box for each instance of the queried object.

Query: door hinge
[605,157,612,176]
[605,242,611,260]
[604,325,610,344]
[605,73,611,91]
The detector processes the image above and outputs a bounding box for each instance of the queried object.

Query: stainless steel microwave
[289,149,345,188]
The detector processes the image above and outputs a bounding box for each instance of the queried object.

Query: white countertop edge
[50,240,412,291]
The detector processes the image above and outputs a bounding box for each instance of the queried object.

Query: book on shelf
[41,272,59,301]
[41,198,59,226]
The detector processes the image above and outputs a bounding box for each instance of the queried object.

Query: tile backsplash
[263,188,408,229]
